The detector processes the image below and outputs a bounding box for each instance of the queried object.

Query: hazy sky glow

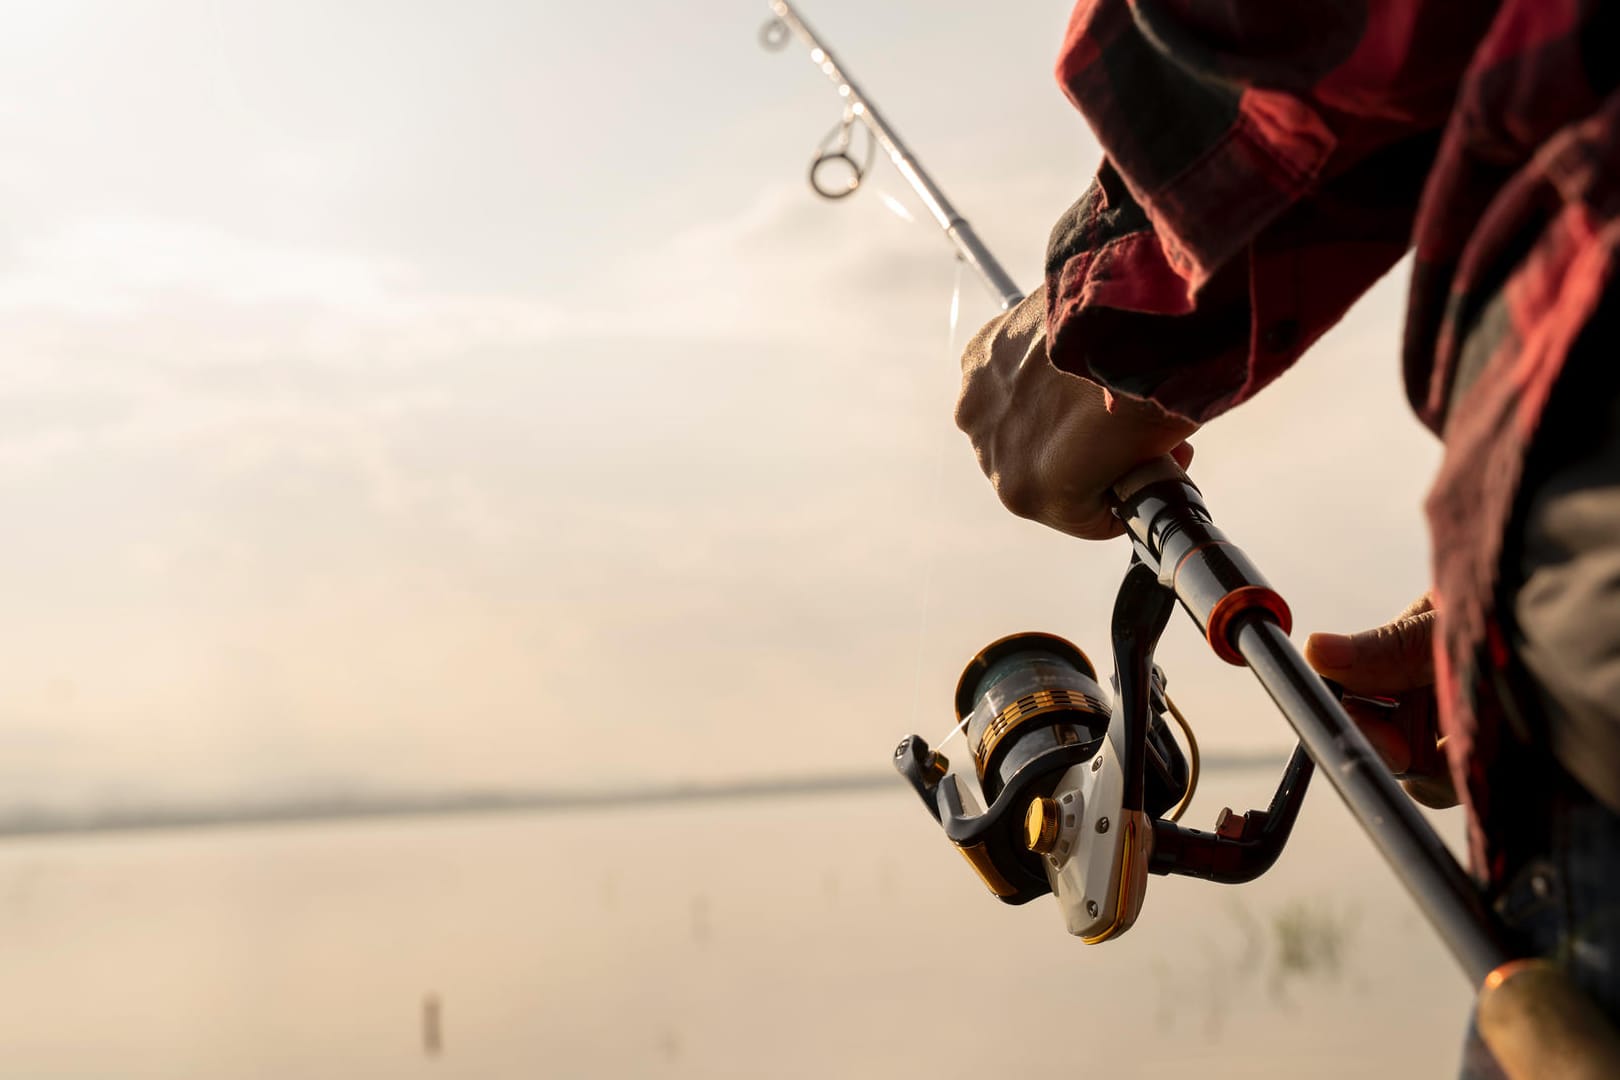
[0,1,1440,810]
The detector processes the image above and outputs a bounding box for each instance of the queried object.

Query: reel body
[895,557,1315,943]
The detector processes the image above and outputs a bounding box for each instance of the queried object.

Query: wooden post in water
[422,993,443,1059]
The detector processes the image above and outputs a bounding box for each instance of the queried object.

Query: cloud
[0,217,571,363]
[0,189,1014,800]
[0,219,398,315]
[0,137,1443,808]
[547,166,1083,347]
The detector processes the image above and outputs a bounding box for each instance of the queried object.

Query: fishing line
[904,256,966,743]
[763,0,1013,747]
[877,190,916,224]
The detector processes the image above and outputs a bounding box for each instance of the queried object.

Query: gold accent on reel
[956,842,1018,898]
[974,687,1110,779]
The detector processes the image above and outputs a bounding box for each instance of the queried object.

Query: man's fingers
[954,285,1202,543]
[1394,593,1435,622]
[1305,607,1438,693]
[1306,592,1456,809]
[1344,699,1458,808]
[1346,709,1412,774]
[1403,773,1460,811]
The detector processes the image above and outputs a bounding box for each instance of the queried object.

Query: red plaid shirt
[1046,0,1620,882]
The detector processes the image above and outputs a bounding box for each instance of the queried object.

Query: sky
[0,0,1442,810]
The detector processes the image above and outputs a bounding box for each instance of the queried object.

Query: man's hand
[954,286,1198,540]
[1305,595,1458,809]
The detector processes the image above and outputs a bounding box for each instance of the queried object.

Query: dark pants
[1461,300,1620,1077]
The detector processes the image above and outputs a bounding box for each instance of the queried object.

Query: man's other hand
[1305,595,1458,809]
[954,286,1198,540]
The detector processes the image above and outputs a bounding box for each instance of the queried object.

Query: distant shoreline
[0,751,1288,840]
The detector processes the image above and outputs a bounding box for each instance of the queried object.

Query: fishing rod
[759,0,1022,310]
[763,6,1620,1075]
[761,0,1504,983]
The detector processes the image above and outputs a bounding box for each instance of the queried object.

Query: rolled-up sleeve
[1045,0,1496,423]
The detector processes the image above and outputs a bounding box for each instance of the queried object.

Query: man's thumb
[1305,608,1437,692]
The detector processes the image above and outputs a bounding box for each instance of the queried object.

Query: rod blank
[1234,616,1510,985]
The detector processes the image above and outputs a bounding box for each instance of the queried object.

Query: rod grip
[1111,456,1193,505]
[1478,959,1620,1079]
[1108,457,1290,664]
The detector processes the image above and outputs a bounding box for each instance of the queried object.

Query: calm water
[0,771,1471,1078]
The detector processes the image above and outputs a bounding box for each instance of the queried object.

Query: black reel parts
[895,551,1317,944]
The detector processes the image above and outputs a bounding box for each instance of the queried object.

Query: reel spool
[953,633,1191,817]
[955,633,1111,805]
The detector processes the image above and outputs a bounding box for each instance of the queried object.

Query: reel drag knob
[1025,797,1062,855]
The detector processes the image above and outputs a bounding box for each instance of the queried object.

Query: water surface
[0,773,1470,1077]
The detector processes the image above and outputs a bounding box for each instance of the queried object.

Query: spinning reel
[894,463,1315,942]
